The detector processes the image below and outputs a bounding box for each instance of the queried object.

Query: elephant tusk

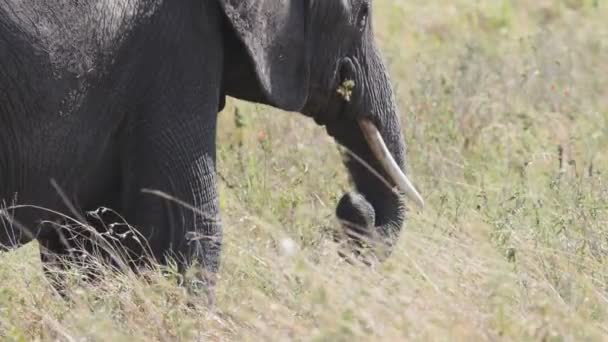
[358,119,425,209]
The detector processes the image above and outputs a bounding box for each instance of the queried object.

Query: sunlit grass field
[2,0,608,340]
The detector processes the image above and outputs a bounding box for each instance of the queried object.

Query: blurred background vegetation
[1,0,608,340]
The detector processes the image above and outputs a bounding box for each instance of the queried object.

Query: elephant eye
[357,3,369,31]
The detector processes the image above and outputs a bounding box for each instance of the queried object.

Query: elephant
[0,0,424,293]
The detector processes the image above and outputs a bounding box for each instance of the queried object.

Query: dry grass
[2,0,608,340]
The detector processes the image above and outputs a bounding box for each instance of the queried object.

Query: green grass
[2,0,608,340]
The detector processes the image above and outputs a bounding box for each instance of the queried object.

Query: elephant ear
[220,0,310,112]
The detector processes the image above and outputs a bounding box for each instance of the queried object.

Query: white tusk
[358,119,425,209]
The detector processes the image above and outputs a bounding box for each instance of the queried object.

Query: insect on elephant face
[221,0,424,257]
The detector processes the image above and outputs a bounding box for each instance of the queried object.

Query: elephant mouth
[357,119,424,209]
[324,117,424,211]
[330,57,425,209]
[307,56,424,210]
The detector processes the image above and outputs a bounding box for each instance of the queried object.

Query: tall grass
[1,0,607,340]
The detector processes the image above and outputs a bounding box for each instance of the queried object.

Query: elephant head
[220,0,424,257]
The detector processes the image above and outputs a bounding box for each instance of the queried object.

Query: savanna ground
[2,0,608,340]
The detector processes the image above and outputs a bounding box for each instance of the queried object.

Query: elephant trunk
[334,47,421,259]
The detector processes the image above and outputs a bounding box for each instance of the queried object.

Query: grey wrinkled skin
[1,0,410,291]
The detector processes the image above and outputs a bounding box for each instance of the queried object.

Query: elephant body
[1,1,225,277]
[0,0,422,293]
